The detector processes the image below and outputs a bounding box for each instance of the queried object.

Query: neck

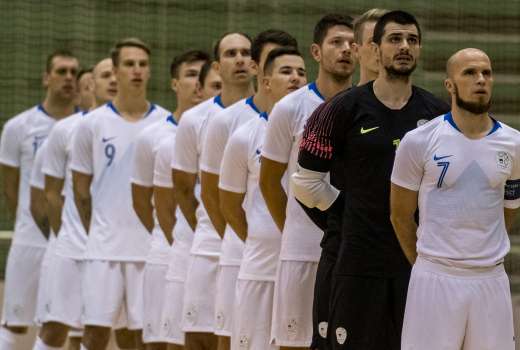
[451,104,493,139]
[42,95,76,120]
[315,69,352,100]
[94,97,108,109]
[252,88,270,113]
[220,81,255,107]
[173,101,193,123]
[372,71,413,109]
[358,66,378,86]
[112,90,149,121]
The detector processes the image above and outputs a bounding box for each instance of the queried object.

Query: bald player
[391,48,518,350]
[76,69,95,111]
[32,57,117,350]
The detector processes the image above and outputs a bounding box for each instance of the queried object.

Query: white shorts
[142,263,168,344]
[82,260,145,330]
[35,245,56,325]
[270,260,318,347]
[232,279,277,350]
[1,244,46,327]
[181,254,219,333]
[45,255,84,328]
[402,257,515,350]
[160,280,186,345]
[214,265,239,336]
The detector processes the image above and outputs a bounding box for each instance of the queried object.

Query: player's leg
[81,260,125,350]
[115,328,137,349]
[462,266,514,350]
[182,254,219,350]
[67,330,83,350]
[142,262,169,350]
[123,261,147,350]
[231,279,276,350]
[271,260,317,350]
[311,252,336,350]
[214,265,239,350]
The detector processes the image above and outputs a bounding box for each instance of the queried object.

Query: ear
[352,42,360,60]
[310,43,321,63]
[211,60,220,74]
[249,60,259,77]
[261,76,271,92]
[171,78,178,92]
[444,78,454,95]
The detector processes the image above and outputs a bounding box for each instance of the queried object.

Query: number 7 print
[436,161,450,188]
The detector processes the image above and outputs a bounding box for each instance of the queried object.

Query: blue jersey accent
[259,111,268,121]
[107,101,119,115]
[245,96,261,114]
[214,95,225,108]
[444,112,502,136]
[308,82,325,101]
[505,179,520,200]
[433,154,453,161]
[487,117,501,135]
[144,104,156,118]
[166,114,177,125]
[107,102,156,118]
[37,104,50,116]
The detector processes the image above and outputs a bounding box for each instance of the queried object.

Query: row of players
[1,7,519,350]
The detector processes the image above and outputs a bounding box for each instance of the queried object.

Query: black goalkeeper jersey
[299,81,450,277]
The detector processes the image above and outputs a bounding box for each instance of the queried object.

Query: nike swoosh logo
[102,136,116,143]
[433,154,453,161]
[256,149,261,155]
[360,126,379,134]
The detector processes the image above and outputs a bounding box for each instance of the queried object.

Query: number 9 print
[104,144,116,166]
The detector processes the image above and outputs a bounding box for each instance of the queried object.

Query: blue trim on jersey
[107,101,119,115]
[259,112,268,121]
[308,82,325,101]
[37,104,50,116]
[82,110,89,115]
[444,112,502,136]
[144,104,156,118]
[245,96,261,114]
[214,95,225,108]
[106,102,156,118]
[166,114,177,125]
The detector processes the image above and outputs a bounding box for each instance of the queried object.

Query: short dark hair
[313,14,354,45]
[111,37,151,67]
[251,29,298,64]
[212,32,252,61]
[198,60,213,88]
[263,46,302,76]
[353,8,389,44]
[46,49,77,73]
[170,50,210,78]
[77,67,93,82]
[373,10,421,45]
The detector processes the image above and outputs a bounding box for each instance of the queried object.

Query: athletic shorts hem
[143,336,183,345]
[279,256,320,263]
[44,315,82,329]
[214,330,232,337]
[1,320,32,327]
[274,339,311,347]
[182,326,215,333]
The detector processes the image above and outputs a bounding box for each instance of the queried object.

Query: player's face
[214,34,254,85]
[265,55,307,102]
[313,25,355,80]
[376,22,420,78]
[200,67,222,100]
[44,56,79,102]
[77,72,94,110]
[114,47,150,91]
[93,58,117,105]
[257,42,281,79]
[353,21,379,75]
[172,60,205,106]
[448,53,493,114]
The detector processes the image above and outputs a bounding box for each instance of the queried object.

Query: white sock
[0,327,23,350]
[33,336,62,350]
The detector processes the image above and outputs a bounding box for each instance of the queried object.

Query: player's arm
[1,165,19,218]
[172,169,198,232]
[504,208,518,233]
[44,175,64,234]
[0,118,23,219]
[390,183,418,265]
[30,185,50,238]
[219,190,246,241]
[259,158,288,233]
[154,186,176,245]
[201,171,226,237]
[72,171,92,233]
[131,184,154,233]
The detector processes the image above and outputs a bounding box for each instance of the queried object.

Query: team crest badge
[497,151,512,169]
[336,327,347,345]
[319,321,328,338]
[216,311,225,329]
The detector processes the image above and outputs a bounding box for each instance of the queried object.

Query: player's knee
[67,336,82,350]
[83,326,111,350]
[39,322,69,347]
[114,328,136,349]
[145,342,167,350]
[4,325,27,334]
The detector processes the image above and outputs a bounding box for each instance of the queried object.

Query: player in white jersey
[70,38,170,350]
[259,14,355,349]
[31,57,117,350]
[200,30,297,349]
[76,68,95,112]
[219,47,307,350]
[0,49,79,349]
[171,32,254,350]
[390,48,518,350]
[130,50,210,350]
[198,61,223,100]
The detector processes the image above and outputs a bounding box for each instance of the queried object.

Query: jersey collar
[38,104,80,116]
[308,82,325,101]
[166,114,177,125]
[107,101,156,118]
[245,96,261,114]
[214,95,225,108]
[259,111,268,121]
[444,111,501,136]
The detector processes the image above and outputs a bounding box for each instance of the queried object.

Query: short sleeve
[261,100,294,164]
[504,142,520,209]
[131,128,155,187]
[0,116,23,167]
[390,131,425,191]
[171,114,199,174]
[200,113,229,175]
[42,122,68,179]
[30,142,47,190]
[154,137,174,188]
[70,118,94,175]
[219,128,248,194]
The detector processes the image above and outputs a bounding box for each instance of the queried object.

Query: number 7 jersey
[70,102,170,261]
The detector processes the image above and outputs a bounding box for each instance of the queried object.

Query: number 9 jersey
[70,102,170,261]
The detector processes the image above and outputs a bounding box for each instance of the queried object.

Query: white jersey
[0,105,62,247]
[153,136,194,258]
[219,113,281,281]
[70,102,169,261]
[391,113,520,268]
[131,114,177,265]
[171,95,225,256]
[261,82,325,262]
[42,112,87,259]
[201,96,261,266]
